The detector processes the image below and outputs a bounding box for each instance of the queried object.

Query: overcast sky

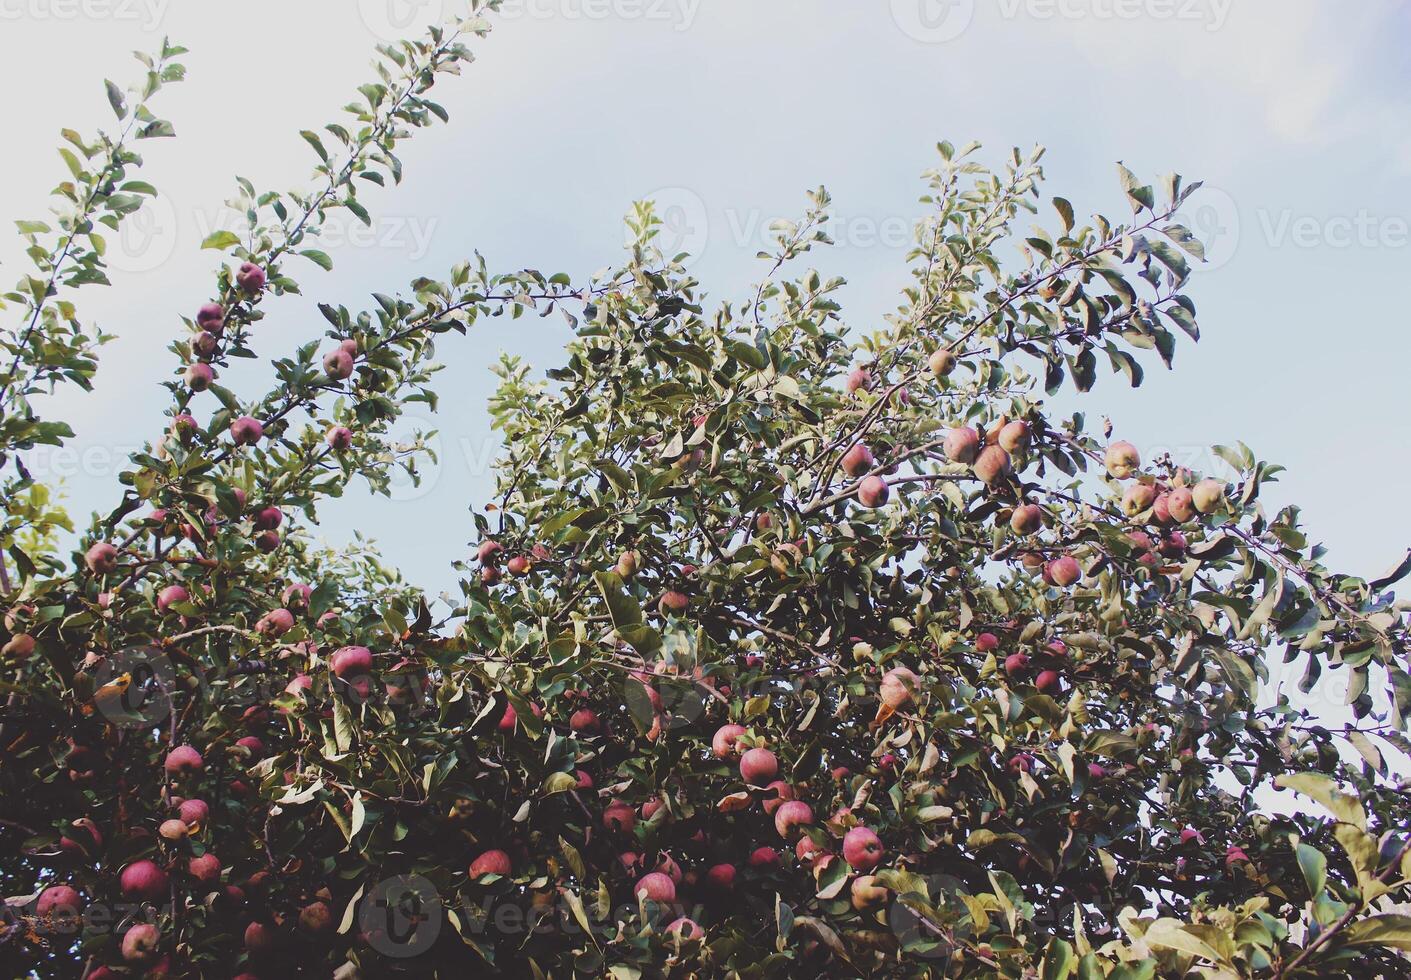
[3,2,1409,724]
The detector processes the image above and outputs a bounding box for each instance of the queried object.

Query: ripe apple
[615,550,641,578]
[2,633,35,658]
[1192,478,1225,514]
[843,827,884,872]
[604,801,636,833]
[189,853,222,884]
[928,348,956,377]
[840,441,875,477]
[229,416,264,446]
[1035,670,1061,694]
[1104,441,1141,480]
[326,425,353,451]
[1004,652,1030,677]
[164,745,203,775]
[705,863,736,890]
[1045,556,1082,587]
[159,818,189,841]
[973,446,1012,485]
[476,541,504,565]
[236,261,266,295]
[658,590,690,616]
[944,426,980,464]
[120,860,169,902]
[323,349,354,381]
[739,747,779,786]
[879,666,918,708]
[748,846,780,869]
[666,916,703,939]
[184,362,214,392]
[331,646,373,679]
[761,780,795,816]
[1122,483,1157,517]
[470,850,512,878]
[298,901,333,933]
[569,708,601,735]
[774,800,814,839]
[844,367,871,394]
[506,555,531,576]
[856,475,890,508]
[850,874,889,911]
[252,506,283,531]
[256,609,295,637]
[795,836,825,864]
[997,420,1031,453]
[196,303,225,332]
[243,921,273,953]
[1010,503,1043,535]
[192,331,219,357]
[712,724,745,758]
[36,885,83,922]
[1166,487,1196,523]
[121,923,161,963]
[85,542,118,574]
[634,872,676,904]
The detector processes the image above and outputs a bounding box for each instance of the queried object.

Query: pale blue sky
[3,0,1409,651]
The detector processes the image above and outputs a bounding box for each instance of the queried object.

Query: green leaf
[1294,842,1327,898]
[201,230,241,251]
[594,571,643,633]
[1342,914,1411,952]
[1276,773,1367,831]
[301,249,334,271]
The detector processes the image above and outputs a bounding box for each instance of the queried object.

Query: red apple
[739,747,778,786]
[470,850,512,878]
[85,542,118,574]
[774,800,814,839]
[230,416,264,446]
[711,724,746,759]
[1104,441,1141,480]
[331,646,373,679]
[164,745,203,775]
[843,827,884,872]
[184,362,214,392]
[857,475,890,508]
[121,923,161,963]
[658,590,690,616]
[236,261,266,295]
[120,860,169,902]
[326,425,354,451]
[944,426,981,464]
[604,801,636,833]
[323,349,354,381]
[705,863,736,890]
[196,303,225,332]
[189,853,222,884]
[840,442,875,478]
[634,872,676,904]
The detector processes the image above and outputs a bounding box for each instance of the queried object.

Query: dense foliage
[3,6,1410,978]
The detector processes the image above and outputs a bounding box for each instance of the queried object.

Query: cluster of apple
[181,262,265,395]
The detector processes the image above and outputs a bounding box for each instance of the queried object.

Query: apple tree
[3,6,1411,978]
